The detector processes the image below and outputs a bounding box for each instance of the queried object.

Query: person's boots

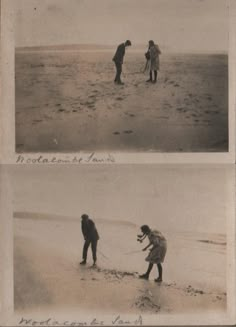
[146,72,153,83]
[80,260,86,265]
[139,273,149,280]
[139,263,153,279]
[155,264,163,282]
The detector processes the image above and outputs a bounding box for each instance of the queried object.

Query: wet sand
[15,47,228,153]
[14,213,226,315]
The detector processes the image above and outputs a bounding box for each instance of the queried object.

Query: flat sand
[15,49,228,152]
[14,213,226,315]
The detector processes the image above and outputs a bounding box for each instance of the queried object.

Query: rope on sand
[98,250,109,260]
[124,250,142,255]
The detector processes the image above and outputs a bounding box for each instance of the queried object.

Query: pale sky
[13,0,229,52]
[12,165,230,234]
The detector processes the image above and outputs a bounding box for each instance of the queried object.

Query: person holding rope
[80,214,99,266]
[138,225,167,282]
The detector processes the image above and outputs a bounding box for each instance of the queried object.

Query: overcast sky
[13,0,228,52]
[12,165,230,234]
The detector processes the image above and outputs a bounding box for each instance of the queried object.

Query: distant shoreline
[15,44,228,56]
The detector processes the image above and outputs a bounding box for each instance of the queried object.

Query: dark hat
[125,40,132,46]
[81,214,89,220]
[149,40,154,46]
[141,225,150,234]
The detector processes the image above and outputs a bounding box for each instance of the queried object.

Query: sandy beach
[15,47,228,153]
[12,165,230,317]
[14,213,226,315]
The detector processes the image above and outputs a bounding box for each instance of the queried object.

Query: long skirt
[150,57,160,71]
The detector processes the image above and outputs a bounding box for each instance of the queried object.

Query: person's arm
[117,44,125,64]
[142,242,153,251]
[81,222,87,240]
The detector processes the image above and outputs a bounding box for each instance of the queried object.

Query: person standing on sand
[80,214,99,266]
[138,225,167,282]
[112,40,132,85]
[146,40,161,83]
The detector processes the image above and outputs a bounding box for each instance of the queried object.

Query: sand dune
[14,213,226,315]
[15,49,228,152]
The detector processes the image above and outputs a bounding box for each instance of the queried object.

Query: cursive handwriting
[18,315,142,326]
[112,315,143,326]
[16,153,116,164]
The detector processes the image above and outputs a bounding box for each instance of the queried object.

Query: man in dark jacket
[80,214,99,266]
[113,40,132,85]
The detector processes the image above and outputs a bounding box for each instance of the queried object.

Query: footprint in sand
[125,112,136,117]
[123,130,133,134]
[72,110,77,112]
[58,108,65,112]
[88,105,95,109]
[113,131,120,135]
[116,97,124,101]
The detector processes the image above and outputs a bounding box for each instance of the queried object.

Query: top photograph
[14,0,230,153]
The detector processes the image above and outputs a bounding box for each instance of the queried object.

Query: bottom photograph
[11,164,234,325]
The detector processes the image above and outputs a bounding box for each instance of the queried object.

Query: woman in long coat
[146,40,161,83]
[138,225,167,282]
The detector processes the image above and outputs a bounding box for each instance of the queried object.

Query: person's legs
[80,239,91,264]
[114,62,118,82]
[146,71,153,82]
[91,239,98,265]
[155,263,163,282]
[153,70,158,83]
[139,263,153,279]
[115,62,122,84]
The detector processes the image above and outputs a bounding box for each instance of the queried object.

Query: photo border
[0,0,235,164]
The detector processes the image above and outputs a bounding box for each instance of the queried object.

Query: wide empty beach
[15,46,228,153]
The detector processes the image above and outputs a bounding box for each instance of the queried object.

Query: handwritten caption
[16,153,116,164]
[18,315,143,326]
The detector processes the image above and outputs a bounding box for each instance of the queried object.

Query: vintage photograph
[12,164,232,324]
[14,0,229,153]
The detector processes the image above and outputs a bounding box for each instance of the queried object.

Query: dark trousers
[82,239,97,263]
[114,62,122,83]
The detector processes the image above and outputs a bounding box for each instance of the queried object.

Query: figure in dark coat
[80,214,99,266]
[112,40,131,85]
